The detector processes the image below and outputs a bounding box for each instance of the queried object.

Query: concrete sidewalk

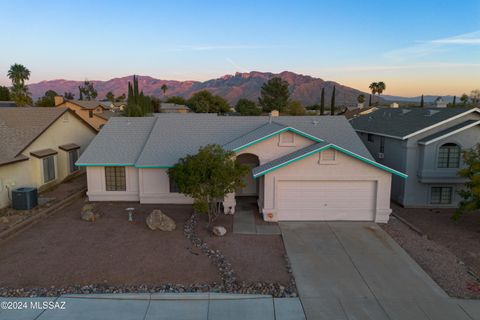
[281,221,480,320]
[0,293,306,320]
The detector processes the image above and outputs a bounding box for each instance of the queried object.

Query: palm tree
[7,63,31,85]
[161,84,168,96]
[368,82,377,106]
[376,82,386,97]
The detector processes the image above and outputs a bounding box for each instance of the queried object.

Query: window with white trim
[430,187,452,204]
[367,134,374,142]
[437,143,460,168]
[43,156,56,183]
[169,176,180,193]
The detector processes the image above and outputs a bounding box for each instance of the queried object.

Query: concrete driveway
[281,221,480,320]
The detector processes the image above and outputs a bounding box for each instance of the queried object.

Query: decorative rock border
[183,214,298,298]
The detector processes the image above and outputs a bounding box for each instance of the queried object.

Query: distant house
[351,107,480,207]
[160,103,191,113]
[0,107,97,209]
[343,107,377,120]
[54,96,110,131]
[0,101,17,108]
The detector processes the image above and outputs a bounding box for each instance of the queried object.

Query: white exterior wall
[86,166,139,201]
[260,150,392,223]
[139,168,193,204]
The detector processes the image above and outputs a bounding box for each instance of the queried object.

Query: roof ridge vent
[312,120,319,126]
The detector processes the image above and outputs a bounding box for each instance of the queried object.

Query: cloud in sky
[385,30,480,60]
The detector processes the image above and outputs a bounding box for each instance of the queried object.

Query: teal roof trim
[76,163,134,167]
[253,144,408,179]
[233,127,323,152]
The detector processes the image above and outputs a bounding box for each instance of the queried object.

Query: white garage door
[276,180,376,221]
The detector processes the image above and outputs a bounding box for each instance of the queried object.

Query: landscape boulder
[212,225,227,237]
[0,216,8,224]
[81,204,100,222]
[146,210,176,231]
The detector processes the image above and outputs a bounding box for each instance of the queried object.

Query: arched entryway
[236,153,260,196]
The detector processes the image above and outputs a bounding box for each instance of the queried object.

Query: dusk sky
[1,0,479,96]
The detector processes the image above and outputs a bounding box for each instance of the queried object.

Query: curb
[0,187,86,244]
[392,212,425,236]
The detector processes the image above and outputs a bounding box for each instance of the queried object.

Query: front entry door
[238,164,258,196]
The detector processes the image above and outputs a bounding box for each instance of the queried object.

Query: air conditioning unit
[378,153,385,159]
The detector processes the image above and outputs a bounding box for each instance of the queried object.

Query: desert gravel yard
[382,203,480,299]
[0,198,291,296]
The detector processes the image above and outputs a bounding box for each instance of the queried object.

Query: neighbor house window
[430,187,452,204]
[43,156,56,183]
[105,167,126,191]
[169,176,179,193]
[437,143,460,168]
[367,134,374,142]
[380,136,385,153]
[68,149,79,173]
[279,131,295,146]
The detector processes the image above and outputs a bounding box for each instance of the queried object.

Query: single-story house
[159,103,191,113]
[77,113,407,223]
[54,96,110,131]
[351,107,480,207]
[0,107,97,209]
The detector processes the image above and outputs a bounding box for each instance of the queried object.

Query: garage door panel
[277,180,376,221]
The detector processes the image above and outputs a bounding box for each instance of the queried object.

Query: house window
[89,110,93,118]
[367,134,374,142]
[105,167,126,191]
[43,156,56,183]
[68,149,79,173]
[380,136,385,153]
[430,187,452,204]
[279,131,295,146]
[437,143,460,168]
[169,176,180,193]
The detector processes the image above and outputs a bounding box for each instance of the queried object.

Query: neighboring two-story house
[351,107,480,207]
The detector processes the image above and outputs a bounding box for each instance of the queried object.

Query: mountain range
[28,71,384,107]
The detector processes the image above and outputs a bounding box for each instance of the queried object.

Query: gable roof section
[0,107,72,166]
[350,108,479,139]
[76,117,157,166]
[223,121,323,151]
[252,142,408,179]
[66,100,108,110]
[77,114,377,168]
[418,119,480,145]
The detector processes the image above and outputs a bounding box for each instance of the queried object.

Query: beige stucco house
[77,113,407,223]
[54,97,109,131]
[0,107,97,209]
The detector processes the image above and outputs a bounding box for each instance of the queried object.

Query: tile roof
[0,107,68,165]
[160,103,190,111]
[350,108,477,139]
[252,142,330,177]
[418,119,480,145]
[223,121,288,151]
[93,110,120,120]
[78,113,375,168]
[67,100,107,110]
